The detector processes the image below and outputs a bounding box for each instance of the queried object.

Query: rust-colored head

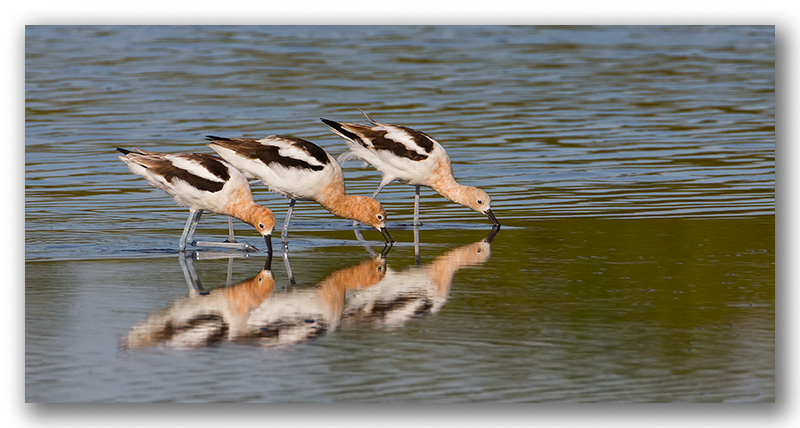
[449,186,499,226]
[349,196,388,229]
[347,196,393,242]
[451,186,491,213]
[248,205,276,237]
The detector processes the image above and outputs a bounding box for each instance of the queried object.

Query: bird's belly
[379,160,436,186]
[259,167,334,201]
[167,180,234,213]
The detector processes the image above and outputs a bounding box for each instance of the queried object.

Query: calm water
[25,25,774,402]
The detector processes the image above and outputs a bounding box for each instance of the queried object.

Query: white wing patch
[166,155,227,184]
[381,125,429,157]
[258,136,327,169]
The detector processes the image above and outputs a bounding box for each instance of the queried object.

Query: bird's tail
[205,135,234,143]
[357,109,379,125]
[116,147,154,156]
[337,151,358,163]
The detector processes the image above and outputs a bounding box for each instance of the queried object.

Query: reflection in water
[124,253,386,348]
[124,230,497,348]
[241,256,386,346]
[125,259,275,348]
[343,229,496,328]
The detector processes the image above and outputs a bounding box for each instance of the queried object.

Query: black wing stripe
[155,158,226,193]
[275,135,330,166]
[120,149,229,193]
[188,153,231,182]
[357,127,429,161]
[320,118,367,147]
[321,120,432,161]
[206,135,326,171]
[395,126,435,153]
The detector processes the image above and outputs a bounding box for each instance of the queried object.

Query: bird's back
[118,149,247,211]
[207,135,342,201]
[321,116,449,186]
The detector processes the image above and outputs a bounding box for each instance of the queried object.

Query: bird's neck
[225,188,261,227]
[429,172,464,204]
[314,180,356,220]
[325,194,372,222]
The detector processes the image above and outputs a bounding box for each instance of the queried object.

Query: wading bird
[117,148,275,253]
[321,111,500,228]
[206,135,393,246]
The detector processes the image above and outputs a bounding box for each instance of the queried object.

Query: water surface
[25,25,774,402]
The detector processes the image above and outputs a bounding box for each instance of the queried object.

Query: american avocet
[321,111,500,228]
[117,148,275,253]
[205,135,393,246]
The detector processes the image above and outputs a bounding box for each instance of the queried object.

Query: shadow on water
[123,228,499,349]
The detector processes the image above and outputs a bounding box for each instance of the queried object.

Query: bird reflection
[240,255,386,346]
[342,228,497,328]
[124,252,386,349]
[124,227,499,349]
[125,256,275,348]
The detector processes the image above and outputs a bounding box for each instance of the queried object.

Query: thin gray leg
[414,223,420,265]
[178,252,205,294]
[282,199,296,248]
[372,181,388,199]
[355,232,377,257]
[179,209,203,252]
[226,256,233,287]
[186,209,203,244]
[353,226,366,241]
[193,240,259,252]
[283,248,296,285]
[413,185,422,226]
[226,216,236,243]
[185,210,258,252]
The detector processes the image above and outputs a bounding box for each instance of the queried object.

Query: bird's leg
[353,226,366,241]
[282,199,296,250]
[186,209,203,246]
[193,240,259,252]
[354,226,377,257]
[226,255,233,287]
[179,209,203,252]
[414,222,421,265]
[413,185,423,227]
[225,216,236,243]
[371,181,388,199]
[178,251,207,295]
[283,247,296,285]
[190,210,259,252]
[178,212,193,252]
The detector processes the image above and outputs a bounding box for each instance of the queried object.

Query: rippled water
[25,25,774,402]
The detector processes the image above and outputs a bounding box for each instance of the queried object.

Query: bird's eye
[477,200,483,205]
[377,214,383,220]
